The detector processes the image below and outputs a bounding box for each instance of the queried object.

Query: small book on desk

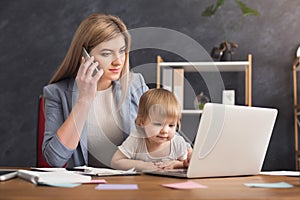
[18,169,91,185]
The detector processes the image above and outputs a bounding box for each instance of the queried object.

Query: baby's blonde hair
[136,88,181,130]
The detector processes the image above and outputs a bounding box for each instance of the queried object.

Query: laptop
[143,103,278,178]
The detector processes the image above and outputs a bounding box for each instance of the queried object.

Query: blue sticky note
[244,182,293,188]
[95,184,138,190]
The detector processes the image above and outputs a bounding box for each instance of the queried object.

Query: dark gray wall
[0,0,299,170]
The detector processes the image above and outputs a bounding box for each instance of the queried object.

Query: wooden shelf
[181,110,203,114]
[292,57,300,170]
[159,61,249,72]
[156,54,252,107]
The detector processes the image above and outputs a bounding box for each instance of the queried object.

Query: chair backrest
[37,95,50,167]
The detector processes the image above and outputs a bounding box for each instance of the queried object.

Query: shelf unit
[156,54,252,114]
[292,57,300,170]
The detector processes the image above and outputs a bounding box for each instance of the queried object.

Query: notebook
[143,103,278,178]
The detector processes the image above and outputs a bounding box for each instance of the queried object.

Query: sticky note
[95,184,138,190]
[244,182,293,188]
[87,179,107,184]
[161,181,208,189]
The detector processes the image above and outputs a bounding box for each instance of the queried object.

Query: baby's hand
[183,148,193,168]
[140,162,159,171]
[154,160,184,170]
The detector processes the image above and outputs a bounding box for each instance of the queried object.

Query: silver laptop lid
[187,103,278,178]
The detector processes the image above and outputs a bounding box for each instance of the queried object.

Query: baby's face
[142,112,177,144]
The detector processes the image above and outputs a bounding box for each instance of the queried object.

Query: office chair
[37,95,50,167]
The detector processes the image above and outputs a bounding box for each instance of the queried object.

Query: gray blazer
[42,73,148,167]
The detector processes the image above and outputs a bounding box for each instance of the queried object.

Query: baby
[111,88,192,171]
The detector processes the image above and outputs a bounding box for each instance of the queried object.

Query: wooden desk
[0,174,299,200]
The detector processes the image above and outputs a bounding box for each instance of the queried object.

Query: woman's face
[90,35,126,83]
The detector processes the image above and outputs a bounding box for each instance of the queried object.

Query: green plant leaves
[201,0,225,16]
[201,0,260,42]
[201,0,260,17]
[235,0,260,16]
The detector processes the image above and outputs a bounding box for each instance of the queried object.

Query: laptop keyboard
[164,169,188,174]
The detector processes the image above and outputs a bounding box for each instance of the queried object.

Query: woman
[42,13,148,168]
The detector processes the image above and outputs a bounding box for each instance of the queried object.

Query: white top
[118,128,188,162]
[87,86,123,167]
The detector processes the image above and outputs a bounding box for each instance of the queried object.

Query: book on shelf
[161,67,184,108]
[173,68,184,108]
[162,67,173,92]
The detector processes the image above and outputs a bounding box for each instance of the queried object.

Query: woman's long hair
[49,13,131,101]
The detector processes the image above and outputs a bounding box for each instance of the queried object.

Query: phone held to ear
[0,170,18,181]
[82,47,102,76]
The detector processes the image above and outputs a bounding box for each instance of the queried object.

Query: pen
[66,168,85,172]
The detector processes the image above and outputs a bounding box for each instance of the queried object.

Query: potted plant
[202,0,260,61]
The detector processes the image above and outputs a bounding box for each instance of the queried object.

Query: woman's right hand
[75,56,103,103]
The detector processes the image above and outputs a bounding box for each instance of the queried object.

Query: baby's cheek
[168,130,176,139]
[144,126,161,137]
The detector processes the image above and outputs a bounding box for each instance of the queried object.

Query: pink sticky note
[162,181,208,189]
[88,179,107,184]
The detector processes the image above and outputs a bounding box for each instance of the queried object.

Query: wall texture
[0,0,299,170]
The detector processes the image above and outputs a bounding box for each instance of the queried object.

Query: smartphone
[82,47,100,76]
[0,170,18,181]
